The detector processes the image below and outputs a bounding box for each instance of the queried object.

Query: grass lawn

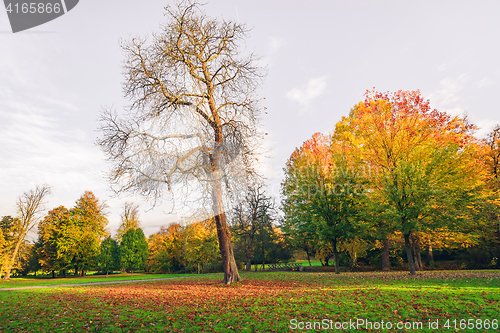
[0,270,499,332]
[249,260,324,271]
[294,259,326,267]
[0,273,200,289]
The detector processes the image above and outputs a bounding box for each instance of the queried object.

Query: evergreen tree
[120,228,148,276]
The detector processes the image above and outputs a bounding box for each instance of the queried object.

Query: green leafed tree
[281,133,365,274]
[120,228,148,276]
[55,191,108,276]
[36,206,70,277]
[184,219,220,274]
[97,237,119,276]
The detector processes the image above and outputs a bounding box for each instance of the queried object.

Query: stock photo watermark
[289,318,499,331]
[3,0,79,33]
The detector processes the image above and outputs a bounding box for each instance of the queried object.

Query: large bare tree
[97,1,264,284]
[2,185,51,280]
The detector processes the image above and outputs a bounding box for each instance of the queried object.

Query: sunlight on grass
[1,270,499,332]
[0,273,207,289]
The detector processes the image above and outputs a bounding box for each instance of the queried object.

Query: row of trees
[146,195,293,274]
[0,190,151,278]
[282,90,500,274]
[0,190,145,279]
[147,219,220,274]
[5,1,492,284]
[1,184,291,278]
[97,228,148,277]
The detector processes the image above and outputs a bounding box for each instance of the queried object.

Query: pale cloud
[427,75,498,140]
[474,119,500,140]
[437,63,449,72]
[268,37,285,55]
[427,75,468,116]
[436,56,462,72]
[262,37,286,67]
[286,76,327,110]
[475,77,493,89]
[0,108,102,194]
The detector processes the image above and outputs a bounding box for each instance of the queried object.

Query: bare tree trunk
[382,237,390,271]
[245,235,254,271]
[427,245,434,266]
[3,240,23,280]
[351,252,357,269]
[214,212,240,283]
[261,243,266,271]
[417,245,423,270]
[245,259,251,271]
[404,233,416,275]
[306,250,312,267]
[411,233,423,271]
[333,239,339,274]
[211,163,241,284]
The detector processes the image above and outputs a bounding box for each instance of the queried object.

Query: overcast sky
[1,0,499,238]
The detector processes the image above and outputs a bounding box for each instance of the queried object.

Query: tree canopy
[120,228,148,276]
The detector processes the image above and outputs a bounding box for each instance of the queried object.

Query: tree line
[2,2,499,282]
[281,90,500,275]
[0,187,292,278]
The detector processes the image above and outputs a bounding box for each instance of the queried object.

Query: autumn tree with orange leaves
[333,89,490,274]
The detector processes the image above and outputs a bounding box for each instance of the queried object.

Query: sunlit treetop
[334,89,482,172]
[287,132,330,170]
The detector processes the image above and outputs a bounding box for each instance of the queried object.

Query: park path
[0,274,221,291]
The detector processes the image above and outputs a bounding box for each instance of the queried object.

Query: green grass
[248,259,323,271]
[0,270,499,332]
[294,259,325,267]
[0,273,201,289]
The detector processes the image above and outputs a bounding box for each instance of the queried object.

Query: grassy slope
[0,270,499,332]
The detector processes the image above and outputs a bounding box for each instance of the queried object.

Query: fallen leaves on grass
[0,271,498,332]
